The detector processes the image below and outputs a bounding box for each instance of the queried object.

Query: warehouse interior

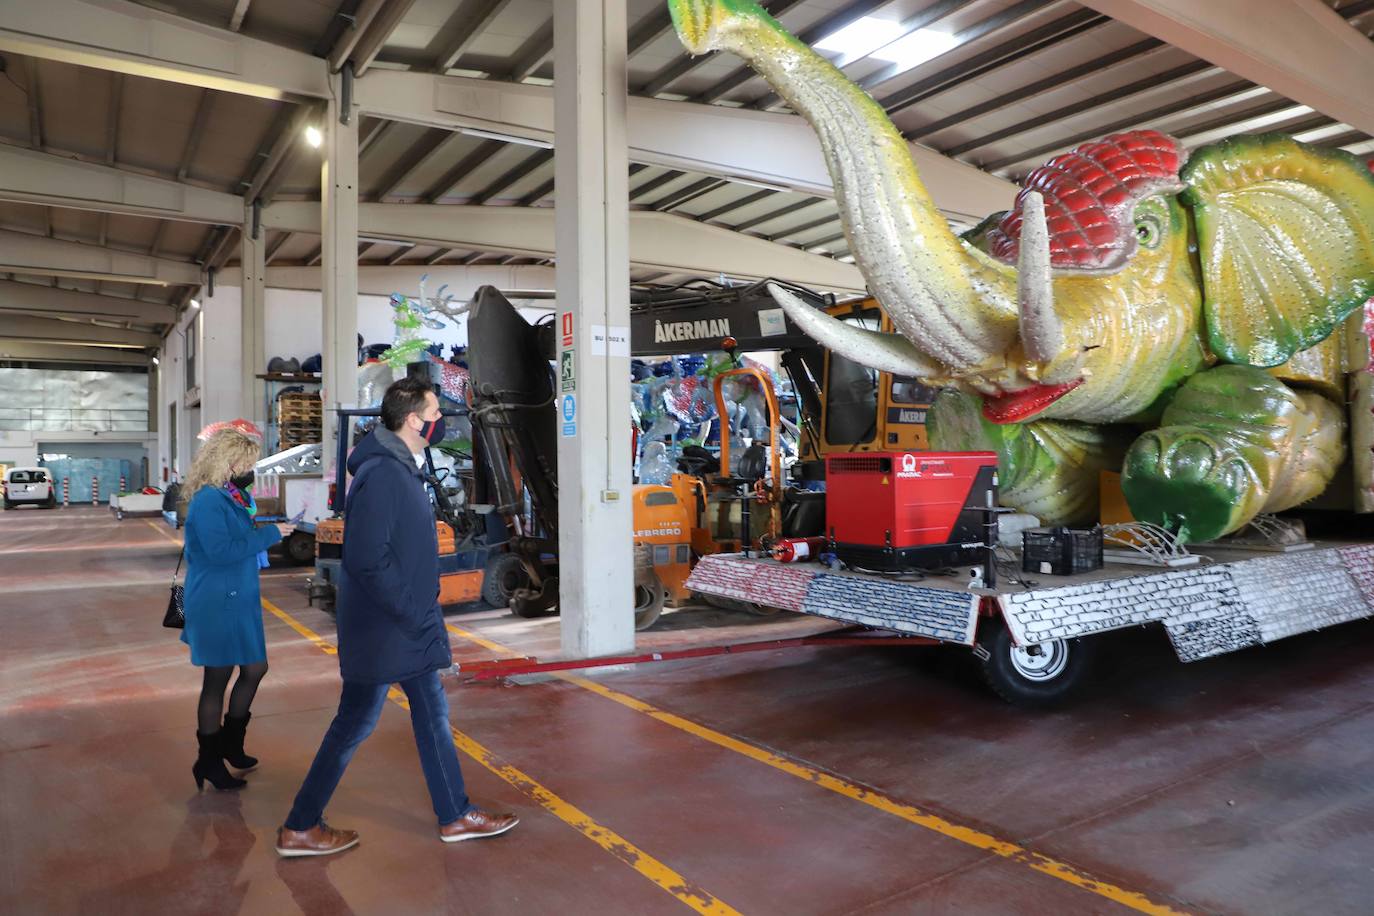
[3,0,1374,913]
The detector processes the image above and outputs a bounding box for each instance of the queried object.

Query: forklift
[465,280,920,628]
[308,397,528,615]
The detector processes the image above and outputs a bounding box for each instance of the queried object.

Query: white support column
[554,0,635,659]
[240,204,267,428]
[321,71,360,478]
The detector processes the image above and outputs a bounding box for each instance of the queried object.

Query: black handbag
[163,548,185,629]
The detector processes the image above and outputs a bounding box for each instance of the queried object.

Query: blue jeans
[284,670,473,830]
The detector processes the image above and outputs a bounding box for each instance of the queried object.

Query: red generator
[825,451,998,572]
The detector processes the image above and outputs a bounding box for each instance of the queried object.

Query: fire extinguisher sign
[561,312,574,348]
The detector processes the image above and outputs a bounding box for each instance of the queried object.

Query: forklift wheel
[482,553,531,609]
[634,580,666,631]
[975,616,1093,708]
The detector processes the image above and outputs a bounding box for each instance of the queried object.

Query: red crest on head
[988,130,1186,273]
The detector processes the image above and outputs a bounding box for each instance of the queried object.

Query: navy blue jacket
[336,428,451,684]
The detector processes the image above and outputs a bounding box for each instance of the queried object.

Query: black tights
[197,662,268,734]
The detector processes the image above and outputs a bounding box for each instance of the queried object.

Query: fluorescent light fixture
[151,356,160,366]
[816,16,958,72]
[872,28,958,70]
[187,299,201,313]
[459,127,554,149]
[304,125,323,148]
[815,17,903,60]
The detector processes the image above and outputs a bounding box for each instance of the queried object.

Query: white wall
[156,286,241,483]
[262,288,553,365]
[156,283,556,477]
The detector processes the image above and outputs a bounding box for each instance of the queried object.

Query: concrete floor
[4,506,1374,915]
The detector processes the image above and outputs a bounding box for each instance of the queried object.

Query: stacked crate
[277,391,323,450]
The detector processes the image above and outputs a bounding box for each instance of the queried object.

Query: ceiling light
[815,17,903,60]
[871,28,958,70]
[151,356,160,366]
[304,125,323,148]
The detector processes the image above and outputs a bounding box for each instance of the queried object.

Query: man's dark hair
[380,377,433,431]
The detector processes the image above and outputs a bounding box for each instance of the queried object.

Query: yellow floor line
[444,622,1188,916]
[264,600,737,916]
[143,518,184,547]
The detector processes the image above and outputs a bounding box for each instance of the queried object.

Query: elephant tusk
[1017,191,1062,365]
[765,283,950,379]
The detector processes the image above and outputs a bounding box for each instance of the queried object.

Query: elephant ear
[1182,134,1374,368]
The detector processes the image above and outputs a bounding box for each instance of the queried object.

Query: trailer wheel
[285,531,315,566]
[976,617,1092,708]
[634,579,666,631]
[482,553,530,609]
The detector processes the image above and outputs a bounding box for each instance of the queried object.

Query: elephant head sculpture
[669,0,1374,542]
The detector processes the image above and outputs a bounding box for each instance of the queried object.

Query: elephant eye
[1134,215,1162,248]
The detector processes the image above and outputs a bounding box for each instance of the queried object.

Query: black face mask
[420,416,447,445]
[230,471,255,491]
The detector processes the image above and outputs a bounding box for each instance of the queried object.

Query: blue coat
[336,428,451,684]
[181,486,282,667]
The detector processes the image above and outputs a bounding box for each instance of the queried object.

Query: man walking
[277,378,518,856]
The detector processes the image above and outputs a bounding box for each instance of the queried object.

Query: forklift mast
[465,287,562,615]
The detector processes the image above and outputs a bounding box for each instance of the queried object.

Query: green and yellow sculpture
[670,0,1374,542]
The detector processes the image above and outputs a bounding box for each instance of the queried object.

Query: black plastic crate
[1021,526,1103,575]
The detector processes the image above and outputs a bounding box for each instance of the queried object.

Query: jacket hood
[347,427,421,477]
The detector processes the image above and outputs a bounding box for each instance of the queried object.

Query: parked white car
[3,467,57,510]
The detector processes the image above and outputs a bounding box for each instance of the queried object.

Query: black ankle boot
[221,713,259,770]
[193,731,246,791]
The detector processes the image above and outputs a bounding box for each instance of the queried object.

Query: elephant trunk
[669,0,1019,376]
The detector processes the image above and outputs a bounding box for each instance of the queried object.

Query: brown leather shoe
[275,821,360,858]
[439,808,519,843]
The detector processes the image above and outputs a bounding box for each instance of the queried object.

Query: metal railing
[0,408,150,433]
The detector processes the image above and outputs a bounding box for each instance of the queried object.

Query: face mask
[419,416,446,445]
[230,471,255,491]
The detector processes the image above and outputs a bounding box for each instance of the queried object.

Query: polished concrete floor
[4,505,1374,915]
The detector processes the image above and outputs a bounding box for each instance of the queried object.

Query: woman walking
[181,421,289,790]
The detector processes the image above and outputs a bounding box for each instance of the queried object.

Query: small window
[890,377,939,404]
[8,471,31,483]
[653,545,671,565]
[676,545,690,564]
[824,308,880,445]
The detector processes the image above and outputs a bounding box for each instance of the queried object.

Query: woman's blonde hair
[185,429,262,496]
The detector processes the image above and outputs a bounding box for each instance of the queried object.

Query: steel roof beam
[421,138,505,203]
[0,143,244,225]
[1077,0,1374,135]
[432,0,516,73]
[471,149,553,205]
[0,279,177,324]
[1,314,160,348]
[0,0,330,101]
[639,0,808,98]
[262,203,866,292]
[350,0,418,77]
[354,72,1017,222]
[373,128,454,201]
[0,340,151,364]
[881,9,1110,121]
[228,0,252,32]
[979,79,1258,172]
[904,36,1164,141]
[0,229,202,285]
[751,0,978,110]
[943,60,1217,157]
